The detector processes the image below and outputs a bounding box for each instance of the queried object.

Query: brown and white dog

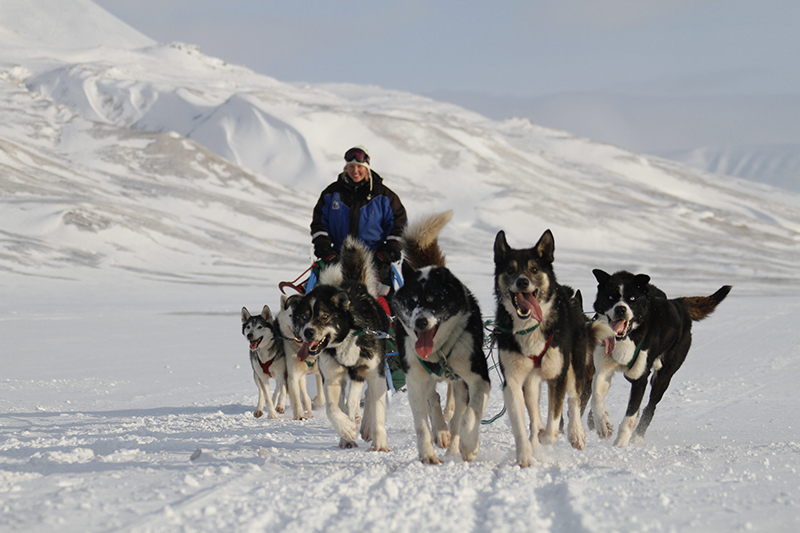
[493,230,605,467]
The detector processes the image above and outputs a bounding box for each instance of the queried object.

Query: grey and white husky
[241,305,287,419]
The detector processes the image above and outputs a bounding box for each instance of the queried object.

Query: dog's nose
[613,306,627,320]
[415,317,429,331]
[516,278,529,290]
[303,329,315,341]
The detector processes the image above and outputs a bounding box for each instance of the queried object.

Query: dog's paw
[276,406,285,414]
[267,411,280,420]
[313,396,326,408]
[569,430,586,451]
[517,457,533,468]
[421,455,444,465]
[594,415,613,439]
[293,415,308,421]
[253,410,263,418]
[360,425,373,442]
[435,430,451,449]
[368,443,391,452]
[339,438,358,449]
[539,430,558,445]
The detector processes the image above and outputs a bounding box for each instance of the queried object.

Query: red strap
[529,333,553,368]
[259,357,275,375]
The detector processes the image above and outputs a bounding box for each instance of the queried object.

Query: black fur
[590,269,731,444]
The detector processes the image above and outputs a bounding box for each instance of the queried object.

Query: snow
[1,2,800,532]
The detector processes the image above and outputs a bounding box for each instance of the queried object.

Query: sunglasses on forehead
[344,148,369,164]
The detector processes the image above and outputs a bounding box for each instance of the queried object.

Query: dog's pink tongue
[415,330,435,359]
[519,292,543,323]
[249,340,259,350]
[610,320,628,335]
[297,341,311,362]
[604,336,617,355]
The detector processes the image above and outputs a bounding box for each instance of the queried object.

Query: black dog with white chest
[589,269,731,447]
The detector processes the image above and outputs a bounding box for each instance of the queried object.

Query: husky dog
[241,305,287,419]
[292,236,390,451]
[589,270,731,447]
[494,229,604,467]
[276,295,326,419]
[393,211,490,464]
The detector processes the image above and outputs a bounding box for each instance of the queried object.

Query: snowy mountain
[2,2,799,532]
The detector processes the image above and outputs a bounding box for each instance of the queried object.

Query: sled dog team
[242,211,731,467]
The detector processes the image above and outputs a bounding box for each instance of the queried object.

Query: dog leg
[614,376,648,447]
[360,383,373,442]
[459,376,490,462]
[252,369,267,419]
[634,368,673,443]
[273,372,287,414]
[261,375,279,420]
[565,367,586,450]
[505,376,533,466]
[407,365,443,464]
[320,357,358,447]
[443,382,455,423]
[366,373,390,452]
[427,383,451,449]
[312,365,326,407]
[346,380,363,424]
[523,373,543,443]
[446,381,469,459]
[591,361,615,439]
[541,376,566,445]
[286,359,306,420]
[298,365,314,418]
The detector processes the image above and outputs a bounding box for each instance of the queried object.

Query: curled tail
[682,285,732,321]
[336,235,380,298]
[402,211,453,269]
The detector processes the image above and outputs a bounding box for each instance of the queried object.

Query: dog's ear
[535,229,555,263]
[333,291,350,311]
[633,274,651,291]
[282,294,299,311]
[573,289,583,311]
[241,307,251,323]
[401,260,416,283]
[260,305,272,321]
[493,230,509,263]
[593,269,611,285]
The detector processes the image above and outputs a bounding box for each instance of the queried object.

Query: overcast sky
[95,0,799,100]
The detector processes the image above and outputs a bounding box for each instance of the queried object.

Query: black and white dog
[241,305,287,419]
[494,229,603,467]
[393,211,490,464]
[292,236,390,451]
[589,269,731,447]
[276,294,325,419]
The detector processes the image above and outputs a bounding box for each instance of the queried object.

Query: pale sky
[95,0,799,100]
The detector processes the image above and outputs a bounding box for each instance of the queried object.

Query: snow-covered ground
[1,1,799,531]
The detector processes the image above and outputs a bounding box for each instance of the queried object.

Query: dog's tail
[336,235,381,298]
[682,285,732,321]
[402,211,452,269]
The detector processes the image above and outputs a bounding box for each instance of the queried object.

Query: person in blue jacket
[310,145,407,291]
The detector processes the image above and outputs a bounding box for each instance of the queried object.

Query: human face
[346,163,369,183]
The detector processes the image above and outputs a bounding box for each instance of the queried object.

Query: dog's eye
[530,267,538,275]
[627,295,636,302]
[300,312,309,322]
[506,266,515,275]
[608,295,616,301]
[320,313,330,321]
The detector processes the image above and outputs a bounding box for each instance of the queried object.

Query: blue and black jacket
[311,170,407,264]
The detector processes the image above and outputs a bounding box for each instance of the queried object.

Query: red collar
[528,333,553,368]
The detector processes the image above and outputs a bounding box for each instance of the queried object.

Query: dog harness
[417,344,460,381]
[258,357,275,375]
[528,333,553,368]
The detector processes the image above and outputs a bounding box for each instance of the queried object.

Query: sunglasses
[344,148,369,164]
